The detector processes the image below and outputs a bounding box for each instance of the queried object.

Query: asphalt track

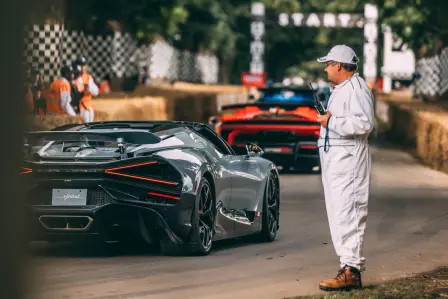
[29,142,448,299]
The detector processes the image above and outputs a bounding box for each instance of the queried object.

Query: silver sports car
[22,121,280,255]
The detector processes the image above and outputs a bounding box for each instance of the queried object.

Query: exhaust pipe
[38,215,94,231]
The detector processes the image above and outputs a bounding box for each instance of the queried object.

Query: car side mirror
[208,116,219,127]
[245,143,264,158]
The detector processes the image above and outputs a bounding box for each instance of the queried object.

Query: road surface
[29,142,448,299]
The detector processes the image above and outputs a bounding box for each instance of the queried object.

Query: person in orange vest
[72,56,99,123]
[25,68,47,115]
[46,65,77,117]
[99,74,111,94]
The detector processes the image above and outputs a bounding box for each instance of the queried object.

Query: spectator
[72,56,99,122]
[46,65,76,117]
[99,74,112,94]
[26,68,46,115]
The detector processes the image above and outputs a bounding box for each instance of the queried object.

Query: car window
[194,126,235,156]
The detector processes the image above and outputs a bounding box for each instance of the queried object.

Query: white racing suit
[317,73,375,271]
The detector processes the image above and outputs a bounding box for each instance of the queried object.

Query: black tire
[185,177,215,255]
[259,171,280,242]
[159,177,215,256]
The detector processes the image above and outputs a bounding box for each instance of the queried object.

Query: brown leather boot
[319,265,363,292]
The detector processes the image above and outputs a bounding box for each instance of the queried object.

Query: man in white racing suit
[315,45,375,292]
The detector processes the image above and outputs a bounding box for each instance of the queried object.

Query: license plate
[52,189,87,206]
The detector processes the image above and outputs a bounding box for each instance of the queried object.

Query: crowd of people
[25,56,111,122]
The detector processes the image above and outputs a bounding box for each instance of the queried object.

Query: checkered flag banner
[438,48,448,95]
[24,24,65,83]
[414,47,448,97]
[24,24,219,84]
[415,56,441,97]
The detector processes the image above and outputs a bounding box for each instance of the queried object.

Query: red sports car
[209,84,325,172]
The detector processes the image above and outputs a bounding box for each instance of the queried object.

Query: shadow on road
[29,235,264,259]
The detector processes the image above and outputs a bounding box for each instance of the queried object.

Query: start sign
[241,72,266,87]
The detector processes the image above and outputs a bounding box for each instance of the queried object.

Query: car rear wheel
[186,177,215,255]
[259,171,280,242]
[160,176,215,256]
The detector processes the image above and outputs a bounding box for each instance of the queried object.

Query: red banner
[241,72,265,87]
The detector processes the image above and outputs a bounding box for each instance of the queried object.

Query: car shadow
[29,235,266,258]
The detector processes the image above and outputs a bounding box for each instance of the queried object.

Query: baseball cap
[317,45,359,65]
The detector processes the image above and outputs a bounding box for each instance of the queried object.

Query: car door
[189,131,235,240]
[227,152,265,235]
[193,127,263,236]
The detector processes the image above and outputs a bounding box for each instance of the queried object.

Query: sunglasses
[325,61,338,67]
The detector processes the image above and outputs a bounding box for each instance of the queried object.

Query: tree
[377,0,448,57]
[65,0,189,43]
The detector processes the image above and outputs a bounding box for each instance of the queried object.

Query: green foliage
[64,0,447,83]
[377,0,448,55]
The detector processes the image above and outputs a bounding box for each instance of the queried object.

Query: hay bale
[27,83,249,132]
[91,96,168,121]
[25,115,84,131]
[129,85,248,123]
[378,94,448,174]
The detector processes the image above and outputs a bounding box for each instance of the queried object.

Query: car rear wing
[23,129,162,145]
[23,130,162,160]
[221,102,316,111]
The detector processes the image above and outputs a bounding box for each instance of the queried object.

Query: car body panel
[22,121,279,246]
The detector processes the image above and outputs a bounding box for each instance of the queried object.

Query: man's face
[82,65,88,73]
[324,60,339,83]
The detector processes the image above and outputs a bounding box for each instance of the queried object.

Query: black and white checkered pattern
[24,25,219,85]
[149,41,219,84]
[439,48,448,95]
[415,56,441,97]
[61,30,114,81]
[24,24,65,83]
[414,48,448,97]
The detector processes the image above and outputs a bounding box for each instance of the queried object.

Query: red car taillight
[147,192,180,200]
[104,161,179,186]
[20,167,32,175]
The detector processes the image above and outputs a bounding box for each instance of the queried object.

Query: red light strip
[300,144,317,149]
[148,192,180,200]
[20,167,32,175]
[104,161,178,186]
[105,171,179,185]
[105,161,158,171]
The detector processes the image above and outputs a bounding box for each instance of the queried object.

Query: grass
[285,267,448,299]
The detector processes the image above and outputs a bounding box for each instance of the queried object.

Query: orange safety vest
[99,80,111,94]
[74,73,93,110]
[46,79,71,115]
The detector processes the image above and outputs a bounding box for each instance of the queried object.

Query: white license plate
[52,189,87,206]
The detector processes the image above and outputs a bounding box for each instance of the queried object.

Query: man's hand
[317,111,332,128]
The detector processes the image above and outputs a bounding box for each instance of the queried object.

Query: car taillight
[300,144,317,149]
[145,191,180,204]
[20,167,32,175]
[105,161,179,186]
[280,147,292,153]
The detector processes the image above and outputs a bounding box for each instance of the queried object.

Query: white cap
[317,45,359,65]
